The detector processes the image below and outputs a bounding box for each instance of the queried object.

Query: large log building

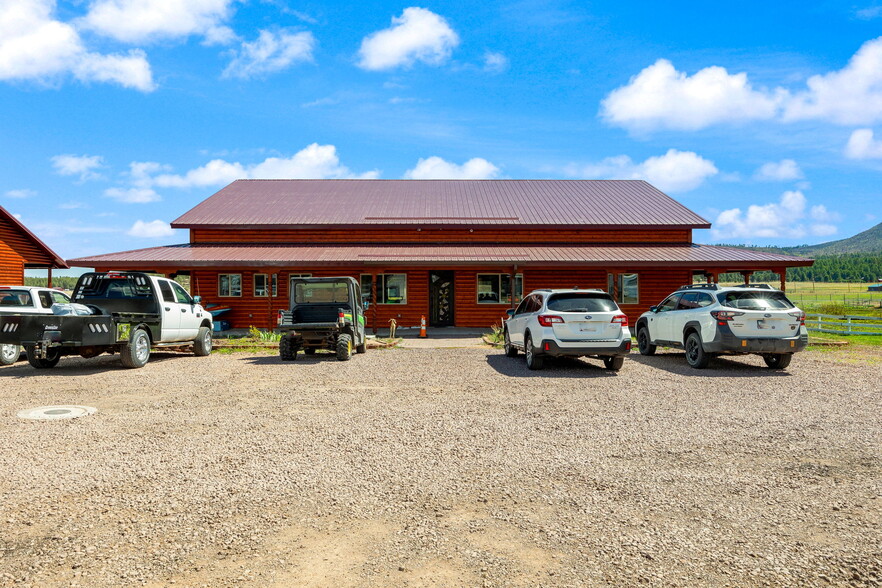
[0,205,68,286]
[70,179,813,330]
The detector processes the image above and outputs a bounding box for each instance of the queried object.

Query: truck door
[158,280,181,341]
[171,281,200,339]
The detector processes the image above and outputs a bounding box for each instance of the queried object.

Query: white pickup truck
[0,272,213,369]
[0,285,72,365]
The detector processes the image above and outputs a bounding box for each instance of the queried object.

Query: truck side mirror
[649,305,658,313]
[193,295,202,304]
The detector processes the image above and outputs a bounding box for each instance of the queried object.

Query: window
[218,274,242,297]
[477,274,523,304]
[677,292,714,310]
[717,291,794,310]
[657,294,680,312]
[159,281,175,303]
[38,291,54,309]
[360,274,407,304]
[51,291,70,305]
[171,282,191,304]
[254,273,279,297]
[547,293,618,312]
[293,280,350,304]
[608,273,639,304]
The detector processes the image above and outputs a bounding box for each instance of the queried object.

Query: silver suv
[504,288,632,371]
[635,284,807,369]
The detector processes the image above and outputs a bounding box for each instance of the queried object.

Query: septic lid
[17,405,97,420]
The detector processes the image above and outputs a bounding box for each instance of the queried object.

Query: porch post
[47,267,53,289]
[741,271,751,285]
[371,272,378,335]
[779,270,786,292]
[510,265,517,308]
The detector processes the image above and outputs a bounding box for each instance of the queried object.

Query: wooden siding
[0,218,56,265]
[190,227,692,245]
[173,266,693,330]
[0,239,25,284]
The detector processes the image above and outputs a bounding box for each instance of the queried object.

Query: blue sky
[2,0,881,274]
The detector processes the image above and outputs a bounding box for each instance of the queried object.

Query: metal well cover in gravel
[17,405,97,420]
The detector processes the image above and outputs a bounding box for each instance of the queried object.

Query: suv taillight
[788,310,806,325]
[710,310,744,325]
[537,314,564,327]
[611,314,628,327]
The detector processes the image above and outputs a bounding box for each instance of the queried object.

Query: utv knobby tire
[503,329,518,357]
[763,353,792,369]
[120,328,151,369]
[637,328,656,356]
[524,334,544,370]
[1,344,20,366]
[603,356,625,371]
[336,334,352,361]
[684,332,709,369]
[26,346,60,369]
[279,335,297,361]
[193,326,212,356]
[355,341,367,354]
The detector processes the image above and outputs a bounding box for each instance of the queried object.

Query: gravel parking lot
[1,345,880,587]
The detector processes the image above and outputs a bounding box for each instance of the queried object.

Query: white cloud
[754,159,804,181]
[4,189,36,199]
[104,187,161,203]
[844,128,882,159]
[80,0,235,45]
[223,29,315,79]
[0,0,154,91]
[357,7,459,71]
[601,59,782,131]
[51,153,105,180]
[404,156,500,179]
[483,51,509,73]
[856,6,882,20]
[144,143,378,189]
[784,37,882,124]
[127,220,175,238]
[711,191,840,240]
[566,149,717,193]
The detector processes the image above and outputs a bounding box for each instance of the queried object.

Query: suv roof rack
[678,283,719,291]
[734,283,774,290]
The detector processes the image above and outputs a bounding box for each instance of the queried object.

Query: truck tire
[603,356,625,371]
[637,327,656,356]
[524,334,544,370]
[279,334,297,361]
[26,345,60,369]
[684,331,709,369]
[336,334,352,361]
[763,353,792,369]
[1,344,20,366]
[193,326,212,356]
[355,340,367,354]
[120,328,150,369]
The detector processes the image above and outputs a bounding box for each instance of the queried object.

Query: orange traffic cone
[418,315,428,338]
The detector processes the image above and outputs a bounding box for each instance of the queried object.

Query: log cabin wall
[0,239,25,284]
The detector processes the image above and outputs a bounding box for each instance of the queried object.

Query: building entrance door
[429,271,454,327]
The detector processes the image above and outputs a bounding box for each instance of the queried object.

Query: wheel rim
[638,331,646,351]
[504,331,511,351]
[1,345,17,362]
[135,332,149,362]
[686,337,698,362]
[525,337,533,364]
[203,330,212,351]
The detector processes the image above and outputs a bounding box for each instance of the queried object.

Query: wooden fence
[805,314,882,336]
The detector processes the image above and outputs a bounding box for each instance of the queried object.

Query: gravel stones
[0,347,880,586]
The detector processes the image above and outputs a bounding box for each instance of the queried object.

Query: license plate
[579,324,597,333]
[757,320,776,330]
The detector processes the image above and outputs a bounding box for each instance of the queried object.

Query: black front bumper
[703,324,808,354]
[538,338,631,357]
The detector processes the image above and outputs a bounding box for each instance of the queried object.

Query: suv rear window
[546,293,618,312]
[0,289,32,307]
[717,291,795,310]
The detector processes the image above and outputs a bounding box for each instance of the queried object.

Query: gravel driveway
[1,346,880,587]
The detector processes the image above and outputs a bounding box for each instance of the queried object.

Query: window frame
[476,273,523,305]
[218,273,242,298]
[360,273,408,305]
[254,273,270,297]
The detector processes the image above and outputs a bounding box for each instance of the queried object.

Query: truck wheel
[120,328,150,369]
[637,327,656,356]
[336,334,352,361]
[524,334,544,370]
[684,332,709,369]
[603,356,625,371]
[26,346,60,369]
[1,344,20,366]
[355,341,367,354]
[279,335,297,361]
[763,354,792,369]
[193,326,212,356]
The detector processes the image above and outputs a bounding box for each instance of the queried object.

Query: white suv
[504,288,632,371]
[0,286,71,365]
[635,284,807,369]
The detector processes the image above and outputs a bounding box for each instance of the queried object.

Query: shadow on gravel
[240,354,344,365]
[628,352,794,377]
[485,353,619,378]
[0,352,186,378]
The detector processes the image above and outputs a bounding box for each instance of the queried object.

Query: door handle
[164,307,170,311]
[181,308,187,313]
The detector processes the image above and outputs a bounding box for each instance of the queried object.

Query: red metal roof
[171,180,711,229]
[69,243,812,269]
[0,205,69,269]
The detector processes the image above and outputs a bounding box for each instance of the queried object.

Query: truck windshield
[0,289,33,307]
[79,278,153,300]
[294,281,350,304]
[717,291,795,310]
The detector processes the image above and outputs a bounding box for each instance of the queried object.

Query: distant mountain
[724,222,882,257]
